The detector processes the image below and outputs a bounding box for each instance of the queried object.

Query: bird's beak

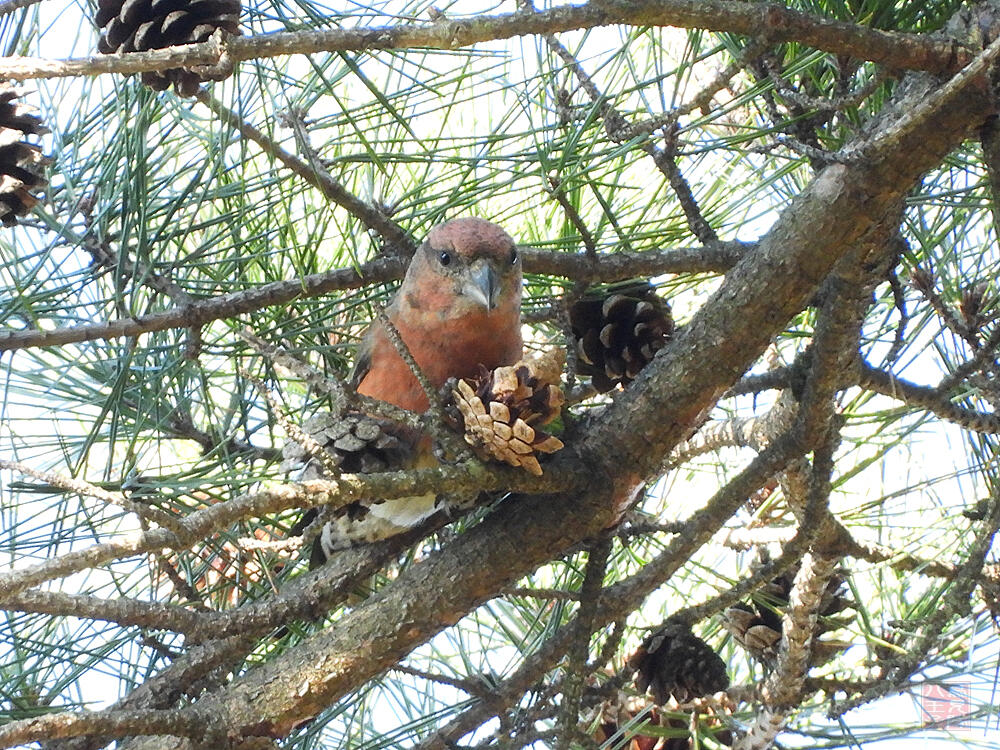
[464,259,501,311]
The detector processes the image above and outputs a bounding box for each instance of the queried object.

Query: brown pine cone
[0,84,48,227]
[569,281,673,393]
[283,411,432,563]
[722,557,854,668]
[589,689,733,750]
[280,410,414,480]
[629,620,729,706]
[452,354,565,476]
[95,0,241,96]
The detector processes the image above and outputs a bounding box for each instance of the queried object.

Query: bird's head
[402,217,522,316]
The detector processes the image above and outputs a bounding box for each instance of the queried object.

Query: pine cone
[95,0,241,97]
[0,84,48,227]
[629,620,729,705]
[452,356,564,476]
[569,281,673,393]
[722,558,854,668]
[283,411,432,562]
[280,410,414,479]
[590,689,733,750]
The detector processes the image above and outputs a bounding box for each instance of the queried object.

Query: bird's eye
[510,249,519,265]
[438,251,452,266]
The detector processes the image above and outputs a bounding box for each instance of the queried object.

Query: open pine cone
[629,620,729,706]
[722,558,854,668]
[589,688,734,750]
[452,352,565,476]
[96,0,241,96]
[569,281,674,393]
[0,83,48,227]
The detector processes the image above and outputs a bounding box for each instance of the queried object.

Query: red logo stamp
[919,683,972,730]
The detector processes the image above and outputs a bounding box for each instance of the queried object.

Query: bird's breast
[358,304,522,412]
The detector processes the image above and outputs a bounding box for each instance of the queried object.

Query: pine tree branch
[0,245,742,353]
[0,1,968,83]
[0,459,183,534]
[0,464,575,602]
[857,361,1000,434]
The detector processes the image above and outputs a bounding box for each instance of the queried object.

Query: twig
[545,33,718,243]
[83,235,203,358]
[393,665,495,700]
[0,459,184,535]
[912,267,980,349]
[938,321,1000,392]
[370,303,472,461]
[829,488,1000,717]
[858,361,1000,434]
[546,175,598,259]
[148,545,210,611]
[243,370,343,477]
[502,586,580,601]
[591,619,626,671]
[166,408,280,462]
[556,535,611,750]
[651,127,718,243]
[196,90,412,252]
[622,40,771,137]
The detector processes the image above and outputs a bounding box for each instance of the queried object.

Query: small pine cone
[960,281,988,331]
[280,410,414,480]
[452,357,565,476]
[0,84,49,227]
[723,558,855,668]
[569,281,673,393]
[95,0,241,97]
[909,266,934,294]
[628,620,729,705]
[721,603,782,665]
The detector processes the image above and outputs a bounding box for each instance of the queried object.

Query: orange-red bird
[316,217,524,552]
[352,217,523,410]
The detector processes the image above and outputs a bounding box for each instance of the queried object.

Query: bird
[289,217,524,561]
[353,217,523,413]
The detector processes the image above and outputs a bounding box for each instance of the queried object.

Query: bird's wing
[348,322,375,390]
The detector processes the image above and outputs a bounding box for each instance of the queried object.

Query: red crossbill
[312,217,524,554]
[353,217,523,411]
